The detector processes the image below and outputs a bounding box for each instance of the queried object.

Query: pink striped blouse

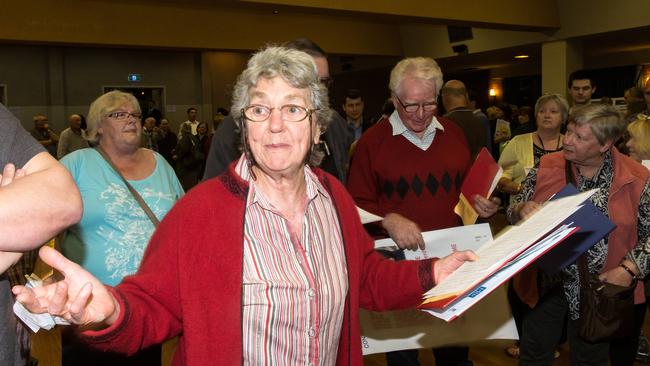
[236,157,349,366]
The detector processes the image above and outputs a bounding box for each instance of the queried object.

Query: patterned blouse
[236,156,349,366]
[532,142,562,167]
[508,150,650,319]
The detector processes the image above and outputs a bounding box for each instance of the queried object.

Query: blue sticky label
[468,286,486,298]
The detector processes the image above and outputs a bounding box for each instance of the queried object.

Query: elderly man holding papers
[348,56,499,366]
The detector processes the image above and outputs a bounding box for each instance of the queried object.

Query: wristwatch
[619,262,643,280]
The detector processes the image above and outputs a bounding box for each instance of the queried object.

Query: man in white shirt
[178,107,200,139]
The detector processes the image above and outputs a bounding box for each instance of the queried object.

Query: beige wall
[0,45,204,132]
[203,51,250,117]
[0,0,403,56]
[244,0,560,29]
[554,0,650,39]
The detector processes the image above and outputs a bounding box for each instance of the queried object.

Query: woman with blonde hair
[497,94,569,201]
[627,114,650,164]
[58,90,183,366]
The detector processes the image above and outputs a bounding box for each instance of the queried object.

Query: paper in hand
[13,274,69,332]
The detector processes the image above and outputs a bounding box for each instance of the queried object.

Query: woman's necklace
[536,132,561,151]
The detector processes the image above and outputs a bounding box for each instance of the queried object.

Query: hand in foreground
[12,246,119,328]
[434,250,478,284]
[1,163,26,187]
[473,195,501,218]
[382,213,424,251]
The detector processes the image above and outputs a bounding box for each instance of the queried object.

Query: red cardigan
[82,165,435,366]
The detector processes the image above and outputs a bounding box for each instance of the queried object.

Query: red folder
[461,147,501,202]
[455,147,502,225]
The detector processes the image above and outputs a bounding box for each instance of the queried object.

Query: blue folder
[536,184,616,275]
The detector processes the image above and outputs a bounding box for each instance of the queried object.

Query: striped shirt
[389,110,444,150]
[236,156,349,366]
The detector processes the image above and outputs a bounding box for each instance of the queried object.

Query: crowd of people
[1,38,650,366]
[24,102,227,195]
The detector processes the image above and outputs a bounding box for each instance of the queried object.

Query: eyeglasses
[242,104,317,122]
[106,111,142,120]
[394,95,437,114]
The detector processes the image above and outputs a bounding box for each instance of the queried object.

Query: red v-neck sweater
[348,117,471,231]
[81,166,435,366]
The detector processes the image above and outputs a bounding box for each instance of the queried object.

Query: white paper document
[13,277,69,332]
[357,206,383,224]
[422,224,576,321]
[374,223,492,257]
[423,189,596,303]
[361,223,518,354]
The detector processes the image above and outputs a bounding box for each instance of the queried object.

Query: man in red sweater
[347,57,500,366]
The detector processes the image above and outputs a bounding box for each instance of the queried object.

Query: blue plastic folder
[536,184,615,274]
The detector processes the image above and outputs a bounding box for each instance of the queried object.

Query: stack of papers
[362,223,518,354]
[13,274,69,332]
[420,189,597,321]
[374,223,492,260]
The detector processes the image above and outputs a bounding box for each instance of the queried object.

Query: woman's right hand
[12,246,120,328]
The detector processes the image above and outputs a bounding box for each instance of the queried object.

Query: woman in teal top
[59,90,183,366]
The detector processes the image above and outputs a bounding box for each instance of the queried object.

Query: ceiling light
[514,54,529,59]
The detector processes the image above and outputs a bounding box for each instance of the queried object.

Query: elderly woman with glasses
[13,47,475,366]
[509,103,650,366]
[55,90,184,366]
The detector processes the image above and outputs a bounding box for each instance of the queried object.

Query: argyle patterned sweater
[348,117,471,232]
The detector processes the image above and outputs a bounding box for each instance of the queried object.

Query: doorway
[103,86,165,123]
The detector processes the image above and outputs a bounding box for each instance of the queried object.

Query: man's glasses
[394,95,437,114]
[242,104,317,122]
[107,111,142,120]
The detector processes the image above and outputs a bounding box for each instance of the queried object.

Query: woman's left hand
[599,266,635,287]
[473,195,501,218]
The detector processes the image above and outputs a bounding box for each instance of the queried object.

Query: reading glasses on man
[395,95,437,113]
[107,111,142,120]
[242,104,316,122]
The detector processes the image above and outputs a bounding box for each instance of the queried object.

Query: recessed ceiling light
[514,54,529,59]
[272,10,280,14]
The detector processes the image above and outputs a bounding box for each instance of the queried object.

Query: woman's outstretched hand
[12,246,120,328]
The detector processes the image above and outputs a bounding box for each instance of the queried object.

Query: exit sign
[127,73,141,82]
